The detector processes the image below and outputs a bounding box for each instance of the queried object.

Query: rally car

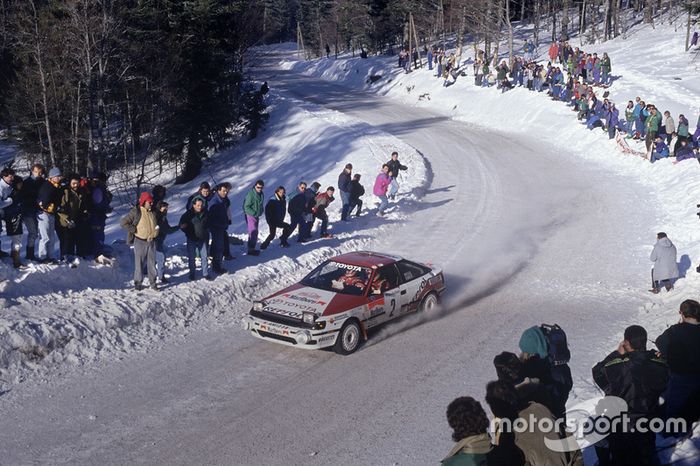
[241,251,446,354]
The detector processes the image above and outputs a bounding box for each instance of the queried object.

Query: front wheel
[420,292,440,312]
[334,320,362,355]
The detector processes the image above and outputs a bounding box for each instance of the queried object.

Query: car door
[396,260,431,313]
[373,264,405,323]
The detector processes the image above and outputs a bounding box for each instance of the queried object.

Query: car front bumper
[241,315,339,350]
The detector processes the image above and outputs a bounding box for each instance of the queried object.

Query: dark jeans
[349,199,363,216]
[210,227,226,268]
[56,223,77,259]
[315,211,329,235]
[288,213,305,242]
[90,216,106,256]
[262,221,292,247]
[187,239,209,278]
[665,373,700,427]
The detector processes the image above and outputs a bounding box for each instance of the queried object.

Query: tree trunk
[521,0,526,21]
[30,0,55,168]
[644,0,654,24]
[506,0,513,66]
[562,0,571,38]
[686,7,692,51]
[534,0,541,45]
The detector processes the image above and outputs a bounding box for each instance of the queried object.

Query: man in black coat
[349,174,365,217]
[287,182,307,243]
[300,182,319,242]
[385,151,407,199]
[592,325,669,466]
[337,163,353,221]
[179,196,211,281]
[21,163,44,260]
[261,186,292,249]
[655,299,700,433]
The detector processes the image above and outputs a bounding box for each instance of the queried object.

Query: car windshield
[300,260,371,296]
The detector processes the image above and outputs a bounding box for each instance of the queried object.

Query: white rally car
[241,251,446,354]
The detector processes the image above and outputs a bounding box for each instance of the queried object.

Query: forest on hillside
[0,0,697,182]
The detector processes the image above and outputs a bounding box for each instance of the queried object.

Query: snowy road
[0,64,657,465]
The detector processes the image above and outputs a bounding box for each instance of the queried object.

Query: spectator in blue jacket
[650,136,670,163]
[261,186,292,249]
[208,182,231,273]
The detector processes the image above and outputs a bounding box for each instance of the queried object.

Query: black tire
[333,320,362,355]
[419,292,440,312]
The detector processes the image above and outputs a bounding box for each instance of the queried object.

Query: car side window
[371,264,402,295]
[396,260,430,282]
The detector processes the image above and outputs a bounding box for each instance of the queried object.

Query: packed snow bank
[278,19,700,464]
[0,93,428,384]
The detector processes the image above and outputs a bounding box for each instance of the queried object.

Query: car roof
[332,251,403,268]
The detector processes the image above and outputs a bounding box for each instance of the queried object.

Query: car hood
[265,285,364,317]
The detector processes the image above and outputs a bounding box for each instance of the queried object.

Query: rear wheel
[333,320,361,355]
[420,292,439,312]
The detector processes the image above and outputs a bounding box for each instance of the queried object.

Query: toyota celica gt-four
[241,252,446,354]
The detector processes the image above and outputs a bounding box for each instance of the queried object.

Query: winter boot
[247,249,260,256]
[26,246,36,261]
[0,249,8,258]
[260,241,269,250]
[134,281,143,291]
[11,251,24,269]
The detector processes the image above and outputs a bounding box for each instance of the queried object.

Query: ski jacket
[208,194,230,230]
[37,179,63,214]
[338,170,352,193]
[312,192,334,214]
[154,211,179,251]
[90,184,112,220]
[21,175,42,214]
[243,188,264,218]
[287,191,306,217]
[601,56,611,73]
[264,194,287,227]
[179,209,209,242]
[675,146,695,162]
[592,350,668,419]
[303,187,318,214]
[58,188,88,228]
[656,322,700,375]
[521,355,572,419]
[386,159,408,178]
[650,237,679,281]
[654,141,669,156]
[664,116,676,135]
[350,180,365,202]
[678,116,690,138]
[120,205,158,244]
[373,173,391,196]
[646,112,662,132]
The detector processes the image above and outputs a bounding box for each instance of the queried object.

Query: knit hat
[139,191,153,206]
[48,167,62,179]
[518,326,549,359]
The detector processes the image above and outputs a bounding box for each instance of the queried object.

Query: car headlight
[252,301,265,312]
[295,330,311,344]
[302,312,317,324]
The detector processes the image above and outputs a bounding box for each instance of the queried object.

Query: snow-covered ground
[0,93,427,385]
[0,14,699,466]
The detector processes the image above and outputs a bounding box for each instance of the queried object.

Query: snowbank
[0,93,428,384]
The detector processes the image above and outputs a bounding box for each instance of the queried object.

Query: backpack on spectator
[540,324,571,366]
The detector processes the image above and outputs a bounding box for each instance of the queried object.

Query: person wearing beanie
[518,326,573,420]
[337,163,353,221]
[120,190,159,290]
[0,168,24,267]
[36,167,63,263]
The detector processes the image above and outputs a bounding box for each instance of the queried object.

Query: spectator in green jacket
[645,106,662,154]
[243,180,264,256]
